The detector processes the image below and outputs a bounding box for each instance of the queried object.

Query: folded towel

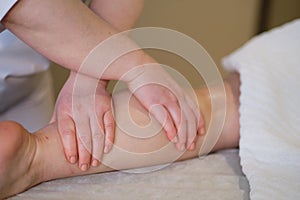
[222,19,300,200]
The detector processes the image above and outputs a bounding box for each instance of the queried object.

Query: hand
[124,64,205,151]
[51,72,115,171]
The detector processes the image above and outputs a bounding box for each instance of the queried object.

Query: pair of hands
[52,65,205,171]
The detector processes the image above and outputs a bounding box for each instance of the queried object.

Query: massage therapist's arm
[2,0,207,154]
[1,0,151,80]
[89,0,144,32]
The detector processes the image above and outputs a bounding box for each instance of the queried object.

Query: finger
[76,118,92,171]
[149,104,177,143]
[165,101,182,134]
[186,115,197,151]
[182,102,198,150]
[176,116,187,151]
[103,110,115,154]
[57,113,78,164]
[198,111,206,135]
[90,116,105,167]
[185,94,205,135]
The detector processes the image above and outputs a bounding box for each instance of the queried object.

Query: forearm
[2,0,152,80]
[89,0,144,31]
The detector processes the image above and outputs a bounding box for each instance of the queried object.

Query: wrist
[99,48,157,81]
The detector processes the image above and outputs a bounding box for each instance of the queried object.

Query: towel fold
[222,19,300,200]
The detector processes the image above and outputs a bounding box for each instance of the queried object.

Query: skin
[89,0,144,31]
[1,0,142,76]
[0,73,240,199]
[1,0,204,167]
[51,0,145,170]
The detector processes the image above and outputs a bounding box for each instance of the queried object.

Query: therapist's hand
[124,64,205,151]
[51,72,114,171]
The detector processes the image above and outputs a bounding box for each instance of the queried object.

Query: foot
[0,121,41,199]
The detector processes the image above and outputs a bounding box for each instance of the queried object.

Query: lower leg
[0,74,240,198]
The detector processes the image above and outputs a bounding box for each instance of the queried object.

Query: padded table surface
[11,149,249,200]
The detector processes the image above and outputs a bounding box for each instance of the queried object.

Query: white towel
[222,19,300,200]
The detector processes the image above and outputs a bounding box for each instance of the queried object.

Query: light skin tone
[0,73,240,199]
[1,0,205,170]
[51,0,144,170]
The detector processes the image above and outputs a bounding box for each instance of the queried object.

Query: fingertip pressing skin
[166,103,182,144]
[78,150,91,171]
[76,128,92,171]
[171,93,199,152]
[164,111,177,143]
[177,102,199,151]
[91,122,103,168]
[188,142,196,151]
[91,159,100,167]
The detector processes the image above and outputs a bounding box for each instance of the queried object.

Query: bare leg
[0,74,240,199]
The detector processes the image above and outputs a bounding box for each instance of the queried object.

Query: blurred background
[50,0,300,97]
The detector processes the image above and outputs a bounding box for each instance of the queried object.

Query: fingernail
[91,159,99,167]
[69,156,77,164]
[80,164,89,171]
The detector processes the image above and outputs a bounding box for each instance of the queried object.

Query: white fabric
[0,29,52,131]
[0,70,54,132]
[9,149,249,200]
[0,30,50,115]
[0,0,18,21]
[0,30,49,77]
[222,19,300,200]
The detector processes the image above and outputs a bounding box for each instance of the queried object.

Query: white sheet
[0,0,18,21]
[223,19,300,199]
[10,150,249,200]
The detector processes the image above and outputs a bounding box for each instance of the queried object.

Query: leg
[0,74,240,198]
